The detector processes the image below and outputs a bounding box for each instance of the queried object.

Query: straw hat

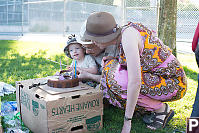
[81,12,121,43]
[64,34,85,59]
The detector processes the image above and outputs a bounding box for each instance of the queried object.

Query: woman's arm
[121,27,142,133]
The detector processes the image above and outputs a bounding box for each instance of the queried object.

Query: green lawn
[0,40,197,133]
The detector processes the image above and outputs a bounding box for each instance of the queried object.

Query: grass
[0,40,197,133]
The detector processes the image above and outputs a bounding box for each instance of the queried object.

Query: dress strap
[121,24,130,33]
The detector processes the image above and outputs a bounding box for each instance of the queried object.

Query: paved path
[176,39,193,54]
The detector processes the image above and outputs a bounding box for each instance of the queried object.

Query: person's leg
[137,94,164,111]
[137,94,174,130]
[191,41,199,117]
[191,74,199,117]
[195,40,199,68]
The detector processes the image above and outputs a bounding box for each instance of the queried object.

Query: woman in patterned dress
[79,12,187,132]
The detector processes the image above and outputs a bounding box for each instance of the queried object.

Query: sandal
[143,112,156,124]
[146,103,175,130]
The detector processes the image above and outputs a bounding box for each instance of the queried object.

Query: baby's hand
[76,67,81,71]
[66,66,71,70]
[75,67,81,75]
[78,69,89,80]
[101,56,115,67]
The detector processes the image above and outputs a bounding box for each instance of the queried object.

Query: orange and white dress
[100,23,187,111]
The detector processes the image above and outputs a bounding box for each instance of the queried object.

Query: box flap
[18,85,48,133]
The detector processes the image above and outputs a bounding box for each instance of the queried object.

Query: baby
[64,34,98,75]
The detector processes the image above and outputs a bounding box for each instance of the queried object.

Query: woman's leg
[137,94,173,130]
[137,94,164,111]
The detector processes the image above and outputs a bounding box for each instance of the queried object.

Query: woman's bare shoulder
[122,26,142,50]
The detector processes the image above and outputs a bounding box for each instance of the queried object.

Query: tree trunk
[158,0,177,56]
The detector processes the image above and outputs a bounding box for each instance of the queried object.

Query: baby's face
[69,44,85,60]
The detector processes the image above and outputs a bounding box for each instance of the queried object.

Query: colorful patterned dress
[100,23,187,111]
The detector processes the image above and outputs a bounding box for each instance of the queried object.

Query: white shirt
[71,55,97,69]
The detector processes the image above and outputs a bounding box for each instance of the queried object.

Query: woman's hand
[121,121,131,133]
[54,71,60,76]
[101,56,115,67]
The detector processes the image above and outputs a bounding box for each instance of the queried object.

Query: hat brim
[78,39,93,45]
[82,28,122,43]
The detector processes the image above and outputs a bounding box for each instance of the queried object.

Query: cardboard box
[16,77,103,133]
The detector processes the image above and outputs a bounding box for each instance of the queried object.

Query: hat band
[86,24,118,37]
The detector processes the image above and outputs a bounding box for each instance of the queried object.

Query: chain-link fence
[177,0,199,39]
[126,0,158,32]
[0,0,198,40]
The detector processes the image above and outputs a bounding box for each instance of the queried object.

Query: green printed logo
[32,100,39,116]
[67,114,86,123]
[86,115,101,131]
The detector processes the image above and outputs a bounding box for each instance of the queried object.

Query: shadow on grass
[0,50,68,100]
[0,51,68,84]
[0,40,19,56]
[183,66,198,82]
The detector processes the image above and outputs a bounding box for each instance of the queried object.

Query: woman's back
[118,22,187,100]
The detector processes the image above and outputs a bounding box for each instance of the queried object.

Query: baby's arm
[78,66,98,74]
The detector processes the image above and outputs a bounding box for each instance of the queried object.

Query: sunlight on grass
[178,53,198,72]
[15,41,66,58]
[169,78,197,129]
[0,40,67,60]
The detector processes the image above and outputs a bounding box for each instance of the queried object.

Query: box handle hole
[35,94,40,99]
[72,95,80,99]
[71,125,83,131]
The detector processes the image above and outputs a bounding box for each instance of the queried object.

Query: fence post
[156,0,160,33]
[121,0,126,25]
[21,0,24,36]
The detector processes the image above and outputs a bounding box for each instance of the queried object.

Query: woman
[79,12,187,132]
[191,22,199,117]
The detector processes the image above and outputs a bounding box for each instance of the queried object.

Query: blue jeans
[191,40,199,117]
[191,74,199,117]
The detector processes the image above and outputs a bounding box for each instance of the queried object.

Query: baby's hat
[64,34,84,58]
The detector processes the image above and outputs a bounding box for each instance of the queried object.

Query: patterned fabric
[101,59,127,109]
[100,23,187,109]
